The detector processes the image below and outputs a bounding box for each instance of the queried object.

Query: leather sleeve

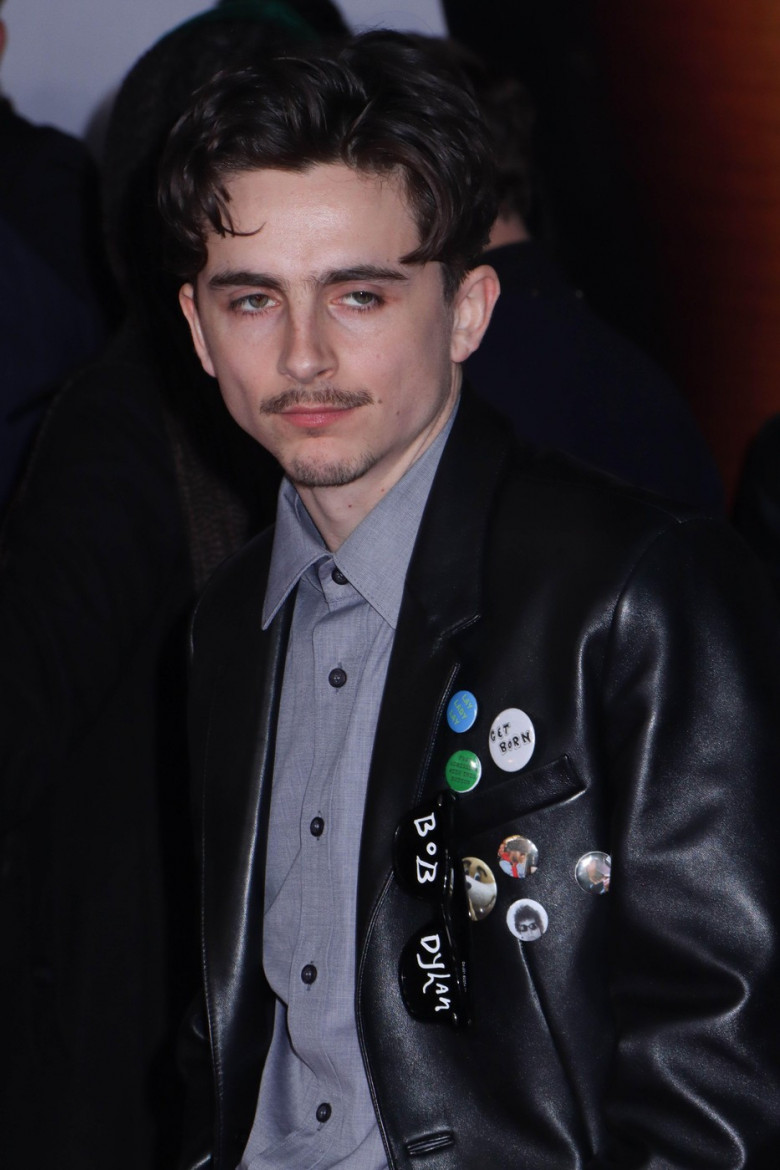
[733,413,780,596]
[598,516,780,1166]
[177,597,217,1170]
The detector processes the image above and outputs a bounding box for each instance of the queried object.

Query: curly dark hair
[103,0,346,305]
[158,30,498,299]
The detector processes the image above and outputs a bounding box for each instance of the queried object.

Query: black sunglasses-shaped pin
[393,790,472,1028]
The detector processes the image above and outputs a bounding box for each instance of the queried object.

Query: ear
[179,282,216,378]
[449,265,500,364]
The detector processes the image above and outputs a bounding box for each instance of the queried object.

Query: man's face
[515,916,541,941]
[180,164,491,505]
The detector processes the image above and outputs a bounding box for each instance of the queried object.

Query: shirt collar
[262,405,457,629]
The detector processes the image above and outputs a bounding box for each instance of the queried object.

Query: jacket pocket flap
[453,754,583,840]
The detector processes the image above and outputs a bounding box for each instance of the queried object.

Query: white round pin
[488,707,535,772]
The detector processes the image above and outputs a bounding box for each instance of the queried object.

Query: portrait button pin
[310,816,325,838]
[447,690,478,732]
[316,1102,332,1124]
[301,963,318,985]
[498,834,539,878]
[445,750,482,793]
[328,667,347,688]
[507,898,549,942]
[488,707,535,771]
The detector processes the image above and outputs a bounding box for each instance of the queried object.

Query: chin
[287,449,377,489]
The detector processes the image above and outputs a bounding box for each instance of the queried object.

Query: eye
[340,289,382,310]
[231,292,275,314]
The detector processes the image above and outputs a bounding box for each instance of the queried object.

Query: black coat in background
[0,324,279,1169]
[0,99,113,513]
[0,330,191,1168]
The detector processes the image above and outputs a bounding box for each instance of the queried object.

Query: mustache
[259,387,374,415]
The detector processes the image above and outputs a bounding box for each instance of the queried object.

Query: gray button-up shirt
[239,411,455,1170]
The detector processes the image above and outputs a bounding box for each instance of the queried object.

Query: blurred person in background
[0,0,115,514]
[442,0,665,359]
[429,37,724,510]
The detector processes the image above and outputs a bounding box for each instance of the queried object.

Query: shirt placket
[285,560,367,1142]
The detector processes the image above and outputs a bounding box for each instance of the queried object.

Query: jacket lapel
[356,390,515,944]
[195,538,293,1098]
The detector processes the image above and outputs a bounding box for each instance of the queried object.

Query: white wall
[1,0,445,149]
[343,1,445,36]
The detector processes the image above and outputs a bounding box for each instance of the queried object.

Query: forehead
[203,163,420,273]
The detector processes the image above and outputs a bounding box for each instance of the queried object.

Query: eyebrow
[206,264,410,292]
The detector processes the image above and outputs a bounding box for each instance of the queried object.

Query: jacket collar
[403,386,514,644]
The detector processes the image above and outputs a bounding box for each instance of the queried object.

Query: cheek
[203,311,275,378]
[220,377,261,425]
[208,360,260,430]
[209,338,268,400]
[395,322,451,383]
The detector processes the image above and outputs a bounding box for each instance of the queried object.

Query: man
[159,31,780,1170]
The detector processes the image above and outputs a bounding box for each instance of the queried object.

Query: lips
[279,405,359,428]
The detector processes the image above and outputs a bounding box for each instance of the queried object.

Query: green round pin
[445,750,482,793]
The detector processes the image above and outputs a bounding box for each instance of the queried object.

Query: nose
[278,303,336,385]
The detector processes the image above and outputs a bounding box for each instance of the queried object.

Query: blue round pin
[447,690,478,733]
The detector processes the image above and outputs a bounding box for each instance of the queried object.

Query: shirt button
[310,817,325,837]
[301,964,317,985]
[316,1102,332,1124]
[328,667,347,688]
[331,567,348,585]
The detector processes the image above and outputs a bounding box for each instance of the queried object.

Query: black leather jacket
[182,391,780,1169]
